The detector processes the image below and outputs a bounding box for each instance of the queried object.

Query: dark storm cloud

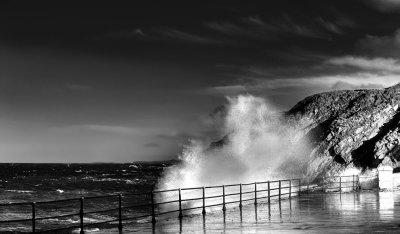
[99,27,227,45]
[2,0,400,162]
[357,29,400,57]
[204,15,328,40]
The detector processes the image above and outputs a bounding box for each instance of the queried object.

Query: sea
[0,162,175,233]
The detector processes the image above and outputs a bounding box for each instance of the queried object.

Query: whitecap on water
[5,190,33,193]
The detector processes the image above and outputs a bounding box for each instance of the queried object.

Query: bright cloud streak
[326,56,400,73]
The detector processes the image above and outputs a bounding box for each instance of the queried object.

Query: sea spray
[156,95,310,212]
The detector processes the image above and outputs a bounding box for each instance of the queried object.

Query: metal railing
[0,175,370,233]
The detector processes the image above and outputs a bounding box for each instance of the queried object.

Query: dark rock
[286,83,400,178]
[208,135,229,150]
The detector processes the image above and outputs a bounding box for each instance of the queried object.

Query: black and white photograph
[2,0,400,233]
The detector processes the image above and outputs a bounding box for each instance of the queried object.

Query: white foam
[157,95,309,191]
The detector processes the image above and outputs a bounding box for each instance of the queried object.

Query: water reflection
[379,191,394,219]
[136,191,400,233]
[254,204,258,223]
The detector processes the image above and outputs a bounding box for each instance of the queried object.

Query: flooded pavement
[90,191,400,233]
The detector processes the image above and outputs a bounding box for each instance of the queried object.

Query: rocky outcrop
[285,84,400,179]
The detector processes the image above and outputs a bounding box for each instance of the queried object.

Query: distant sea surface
[0,162,174,233]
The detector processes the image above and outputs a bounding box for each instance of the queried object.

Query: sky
[2,0,400,163]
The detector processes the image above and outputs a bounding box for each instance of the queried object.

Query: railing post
[357,175,360,191]
[202,187,206,215]
[267,181,270,204]
[178,189,183,219]
[254,182,257,205]
[298,179,301,197]
[289,180,292,199]
[307,178,309,193]
[32,202,36,233]
[352,175,355,191]
[118,194,123,231]
[151,192,156,224]
[222,185,226,211]
[239,184,242,208]
[278,180,281,201]
[339,176,342,192]
[80,197,84,234]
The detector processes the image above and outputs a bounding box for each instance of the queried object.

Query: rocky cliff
[286,83,400,179]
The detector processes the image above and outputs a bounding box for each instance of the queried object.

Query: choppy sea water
[2,164,400,233]
[0,162,172,233]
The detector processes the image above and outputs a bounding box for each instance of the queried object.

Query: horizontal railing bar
[255,181,269,184]
[181,197,203,202]
[268,180,281,183]
[153,188,180,193]
[122,214,151,220]
[241,182,256,186]
[204,203,224,208]
[181,187,203,191]
[224,184,241,187]
[241,197,256,202]
[256,189,269,193]
[204,185,223,189]
[241,191,256,195]
[204,195,223,199]
[35,212,79,221]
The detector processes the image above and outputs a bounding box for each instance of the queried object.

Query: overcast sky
[2,0,400,162]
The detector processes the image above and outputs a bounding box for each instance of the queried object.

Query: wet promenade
[110,191,400,233]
